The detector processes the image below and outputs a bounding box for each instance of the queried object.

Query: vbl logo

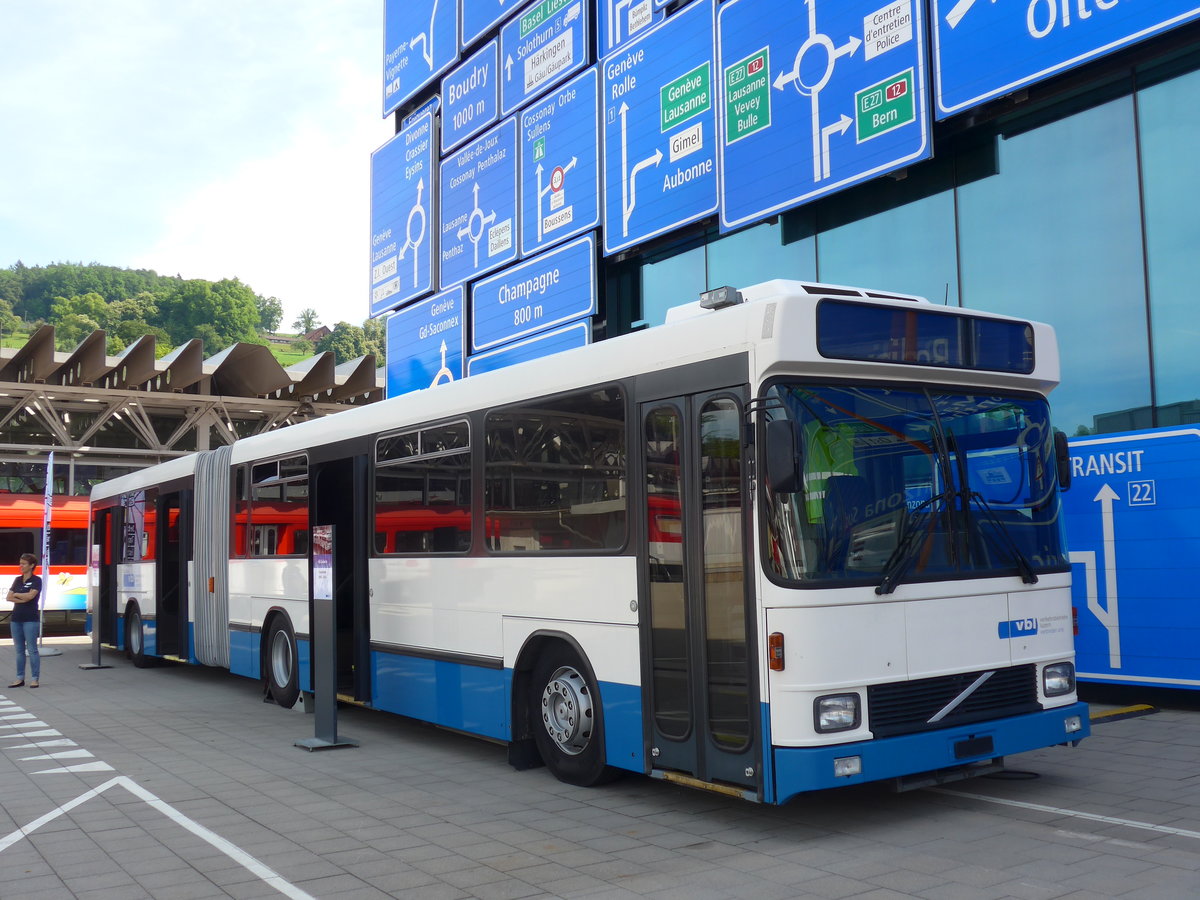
[999,618,1039,638]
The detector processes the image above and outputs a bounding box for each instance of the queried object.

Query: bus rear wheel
[266,616,299,709]
[530,645,614,787]
[126,604,150,668]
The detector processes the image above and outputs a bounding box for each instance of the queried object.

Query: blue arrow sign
[932,1,1200,119]
[471,232,597,352]
[370,113,436,317]
[602,0,718,256]
[385,285,466,397]
[500,0,591,116]
[596,0,663,57]
[443,40,501,153]
[1065,427,1200,689]
[462,0,517,49]
[439,117,519,289]
[519,67,601,257]
[717,0,930,232]
[467,320,591,376]
[384,0,460,117]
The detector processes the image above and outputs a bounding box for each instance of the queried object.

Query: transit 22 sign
[717,0,930,231]
[931,0,1200,118]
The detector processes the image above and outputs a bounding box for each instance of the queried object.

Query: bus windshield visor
[761,384,1069,587]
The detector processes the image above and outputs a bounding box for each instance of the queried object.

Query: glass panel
[641,246,706,327]
[646,405,689,739]
[1139,67,1200,424]
[707,220,816,291]
[485,388,626,553]
[700,398,749,750]
[374,454,472,553]
[819,189,958,306]
[957,98,1148,436]
[119,490,148,563]
[763,384,1069,587]
[251,457,308,557]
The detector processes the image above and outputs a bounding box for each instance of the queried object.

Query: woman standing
[7,552,41,688]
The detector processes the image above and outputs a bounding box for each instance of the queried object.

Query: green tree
[54,312,102,350]
[50,291,109,328]
[159,278,261,348]
[289,338,315,356]
[256,295,283,333]
[361,315,387,367]
[0,298,18,344]
[292,308,319,334]
[316,322,369,364]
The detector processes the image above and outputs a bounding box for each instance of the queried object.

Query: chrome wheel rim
[540,665,594,756]
[270,629,293,688]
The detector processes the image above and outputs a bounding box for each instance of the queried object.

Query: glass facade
[636,48,1200,437]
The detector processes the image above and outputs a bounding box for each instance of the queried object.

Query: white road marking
[0,775,318,900]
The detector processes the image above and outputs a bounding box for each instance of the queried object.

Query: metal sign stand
[295,525,357,751]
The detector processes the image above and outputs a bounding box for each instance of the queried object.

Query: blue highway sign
[596,0,662,57]
[519,67,601,257]
[467,320,591,376]
[462,0,516,49]
[471,233,597,352]
[717,0,930,232]
[443,40,500,153]
[439,117,519,289]
[931,0,1200,119]
[370,113,436,317]
[602,0,718,255]
[1065,427,1200,689]
[385,285,465,397]
[500,0,591,116]
[384,0,460,116]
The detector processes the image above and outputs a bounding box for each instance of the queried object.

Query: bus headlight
[1043,662,1075,697]
[814,694,860,733]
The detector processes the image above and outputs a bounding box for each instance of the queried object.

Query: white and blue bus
[88,281,1087,803]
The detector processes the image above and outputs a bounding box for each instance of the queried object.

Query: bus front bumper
[772,701,1089,804]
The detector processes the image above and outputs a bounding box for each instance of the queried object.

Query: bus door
[92,505,121,646]
[640,390,760,794]
[311,455,371,702]
[155,491,191,659]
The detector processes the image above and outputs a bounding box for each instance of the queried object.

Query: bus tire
[126,604,151,669]
[530,644,614,787]
[265,616,300,709]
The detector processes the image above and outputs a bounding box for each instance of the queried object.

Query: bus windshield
[762,383,1069,589]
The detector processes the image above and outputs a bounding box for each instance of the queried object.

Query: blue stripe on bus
[229,629,258,679]
[372,650,509,740]
[600,680,644,773]
[772,701,1090,803]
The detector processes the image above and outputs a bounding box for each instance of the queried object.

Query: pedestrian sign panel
[467,320,591,376]
[1064,427,1200,689]
[519,67,601,257]
[384,0,460,117]
[717,0,930,232]
[385,285,465,397]
[439,117,519,289]
[931,0,1200,119]
[471,233,597,352]
[442,40,500,153]
[500,0,591,116]
[601,0,719,255]
[370,113,436,317]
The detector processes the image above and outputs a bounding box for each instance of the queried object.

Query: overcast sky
[0,1,393,330]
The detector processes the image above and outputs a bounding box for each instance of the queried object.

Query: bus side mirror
[765,420,801,494]
[1054,431,1072,491]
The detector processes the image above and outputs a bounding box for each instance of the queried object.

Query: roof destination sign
[601,0,719,256]
[383,0,460,116]
[500,0,591,115]
[369,112,436,317]
[931,0,1200,119]
[717,0,930,232]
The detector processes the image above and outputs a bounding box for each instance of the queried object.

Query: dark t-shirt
[9,574,41,623]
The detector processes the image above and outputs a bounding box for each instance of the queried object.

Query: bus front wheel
[530,645,614,787]
[265,616,299,709]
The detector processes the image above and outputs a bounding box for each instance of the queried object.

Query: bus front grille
[867,665,1040,738]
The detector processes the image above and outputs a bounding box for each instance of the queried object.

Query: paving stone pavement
[1,637,1198,899]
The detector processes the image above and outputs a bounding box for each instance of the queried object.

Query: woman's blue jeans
[11,620,40,682]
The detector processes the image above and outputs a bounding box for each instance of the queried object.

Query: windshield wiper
[876,491,952,595]
[968,492,1039,584]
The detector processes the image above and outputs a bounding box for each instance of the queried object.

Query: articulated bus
[88,281,1087,803]
[1,494,90,625]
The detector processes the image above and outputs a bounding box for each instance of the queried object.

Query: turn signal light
[768,632,784,671]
